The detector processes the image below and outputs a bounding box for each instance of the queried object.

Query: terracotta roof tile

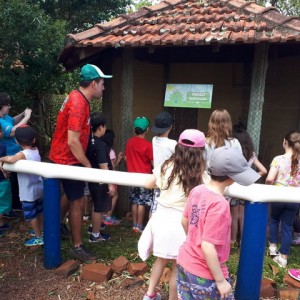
[59,0,300,65]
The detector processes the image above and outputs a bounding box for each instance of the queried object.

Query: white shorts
[138,204,186,260]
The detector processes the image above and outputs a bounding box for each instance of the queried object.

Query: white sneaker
[273,255,287,268]
[269,245,279,256]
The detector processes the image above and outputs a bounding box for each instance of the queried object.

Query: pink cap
[178,129,206,148]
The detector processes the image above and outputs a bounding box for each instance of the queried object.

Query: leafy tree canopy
[28,0,132,32]
[0,0,68,109]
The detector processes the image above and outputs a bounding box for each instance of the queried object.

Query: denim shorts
[22,198,43,221]
[177,264,235,300]
[129,187,153,206]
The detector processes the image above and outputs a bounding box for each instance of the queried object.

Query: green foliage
[28,0,132,32]
[256,0,300,16]
[0,0,67,107]
[128,0,154,12]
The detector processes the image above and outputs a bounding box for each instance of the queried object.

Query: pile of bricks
[53,256,161,284]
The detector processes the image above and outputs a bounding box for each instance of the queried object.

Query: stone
[127,262,149,276]
[82,263,112,283]
[111,256,129,273]
[160,267,171,283]
[260,278,276,299]
[277,288,300,299]
[54,260,79,278]
[283,274,300,289]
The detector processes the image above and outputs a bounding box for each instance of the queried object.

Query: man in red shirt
[49,64,112,261]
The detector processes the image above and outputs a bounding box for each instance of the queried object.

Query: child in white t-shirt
[151,111,177,215]
[0,125,43,247]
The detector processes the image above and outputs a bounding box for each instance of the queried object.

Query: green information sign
[164,84,213,109]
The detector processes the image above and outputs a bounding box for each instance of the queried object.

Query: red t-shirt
[177,185,231,280]
[49,90,90,165]
[125,136,153,174]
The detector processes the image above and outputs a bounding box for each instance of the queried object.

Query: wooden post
[117,48,134,216]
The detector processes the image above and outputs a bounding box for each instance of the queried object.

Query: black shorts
[88,182,112,213]
[61,178,85,201]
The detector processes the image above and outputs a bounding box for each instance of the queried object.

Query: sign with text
[164,84,213,109]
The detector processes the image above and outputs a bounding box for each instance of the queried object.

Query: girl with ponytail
[266,131,300,268]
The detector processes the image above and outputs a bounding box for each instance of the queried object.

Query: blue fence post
[43,178,61,269]
[235,201,268,300]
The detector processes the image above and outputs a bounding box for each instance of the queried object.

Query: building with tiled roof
[59,0,300,68]
[58,0,300,182]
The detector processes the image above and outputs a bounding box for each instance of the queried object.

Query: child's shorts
[230,198,245,206]
[150,188,160,214]
[88,182,112,213]
[177,264,235,300]
[129,187,153,207]
[21,198,43,221]
[0,180,12,215]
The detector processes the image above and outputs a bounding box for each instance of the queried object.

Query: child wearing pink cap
[138,129,208,300]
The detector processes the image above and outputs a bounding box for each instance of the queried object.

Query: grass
[61,218,300,288]
[61,218,156,267]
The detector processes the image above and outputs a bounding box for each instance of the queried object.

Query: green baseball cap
[133,117,150,131]
[80,64,112,81]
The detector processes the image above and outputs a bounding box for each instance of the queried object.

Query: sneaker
[133,225,144,233]
[103,216,121,226]
[89,233,110,243]
[273,255,287,268]
[269,245,279,256]
[87,223,106,234]
[61,223,70,239]
[3,210,18,219]
[288,269,300,281]
[82,214,90,221]
[0,223,10,231]
[143,292,161,300]
[292,234,300,245]
[24,236,44,247]
[69,244,96,261]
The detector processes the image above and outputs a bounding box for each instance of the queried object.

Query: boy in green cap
[125,117,153,233]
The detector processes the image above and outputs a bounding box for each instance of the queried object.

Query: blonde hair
[206,109,233,148]
[285,131,300,177]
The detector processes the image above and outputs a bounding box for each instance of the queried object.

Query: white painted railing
[4,160,300,203]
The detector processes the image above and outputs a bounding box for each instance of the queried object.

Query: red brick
[260,282,275,298]
[54,260,79,278]
[277,288,300,299]
[160,267,171,283]
[127,262,149,276]
[111,256,129,273]
[82,263,112,283]
[283,274,300,289]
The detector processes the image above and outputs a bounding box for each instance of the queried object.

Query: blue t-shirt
[0,115,21,155]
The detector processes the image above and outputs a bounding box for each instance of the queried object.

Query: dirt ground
[0,217,167,300]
